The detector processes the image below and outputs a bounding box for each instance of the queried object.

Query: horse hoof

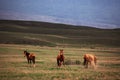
[33,65,36,67]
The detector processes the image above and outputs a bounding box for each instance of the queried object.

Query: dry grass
[0,44,120,80]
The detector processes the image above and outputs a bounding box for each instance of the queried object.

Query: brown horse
[57,49,65,67]
[83,54,97,69]
[24,50,36,67]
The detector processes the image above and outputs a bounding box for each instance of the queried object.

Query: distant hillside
[0,20,120,47]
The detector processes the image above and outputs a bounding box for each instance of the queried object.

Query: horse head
[24,50,29,57]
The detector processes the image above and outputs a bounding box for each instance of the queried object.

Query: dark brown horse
[24,50,36,67]
[83,54,97,69]
[57,49,65,67]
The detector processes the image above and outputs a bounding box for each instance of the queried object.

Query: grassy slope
[0,20,120,47]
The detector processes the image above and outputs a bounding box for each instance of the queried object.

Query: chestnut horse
[57,49,65,67]
[83,54,97,69]
[24,50,36,67]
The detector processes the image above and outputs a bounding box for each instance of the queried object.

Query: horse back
[84,54,96,61]
[29,53,35,59]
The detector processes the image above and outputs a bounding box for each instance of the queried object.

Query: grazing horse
[83,54,97,69]
[57,49,65,67]
[24,50,36,67]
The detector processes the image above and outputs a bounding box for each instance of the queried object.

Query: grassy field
[0,44,120,80]
[0,20,120,47]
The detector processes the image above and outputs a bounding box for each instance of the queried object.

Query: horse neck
[60,54,64,59]
[25,52,30,57]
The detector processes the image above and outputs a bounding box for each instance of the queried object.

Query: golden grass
[0,44,120,80]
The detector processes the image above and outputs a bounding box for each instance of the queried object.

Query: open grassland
[0,20,120,47]
[0,44,120,80]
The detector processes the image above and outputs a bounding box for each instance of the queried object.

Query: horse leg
[83,58,88,68]
[83,58,86,65]
[32,56,36,67]
[26,59,29,67]
[29,59,32,67]
[27,57,30,64]
[63,60,65,66]
[94,57,97,65]
[27,59,29,64]
[91,61,96,69]
[57,59,60,67]
[85,61,88,68]
[59,62,62,67]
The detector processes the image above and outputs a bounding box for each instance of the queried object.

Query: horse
[57,49,65,67]
[83,54,97,69]
[24,50,36,67]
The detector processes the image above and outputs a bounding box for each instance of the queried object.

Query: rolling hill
[0,20,120,47]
